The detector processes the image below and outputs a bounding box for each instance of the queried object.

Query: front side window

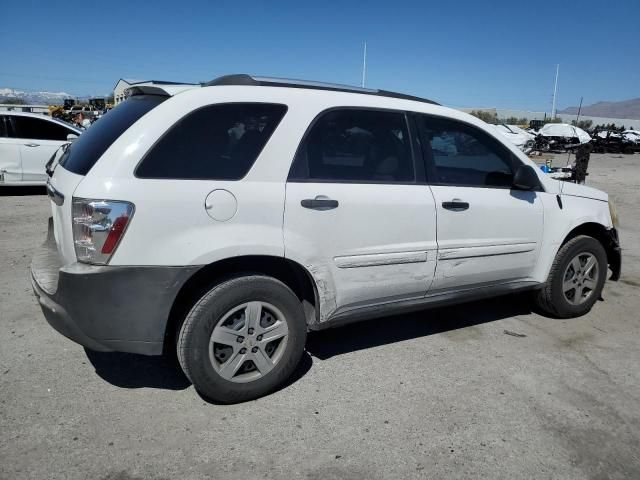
[418,115,515,188]
[11,116,71,141]
[289,109,414,183]
[136,103,287,180]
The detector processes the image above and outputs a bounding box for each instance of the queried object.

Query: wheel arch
[559,222,621,281]
[163,255,319,353]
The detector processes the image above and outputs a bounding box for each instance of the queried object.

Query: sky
[1,0,638,112]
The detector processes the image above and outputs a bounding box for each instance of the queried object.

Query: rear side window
[11,116,71,141]
[59,95,166,175]
[136,103,287,180]
[288,109,414,183]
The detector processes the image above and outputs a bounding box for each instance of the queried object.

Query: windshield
[59,95,166,175]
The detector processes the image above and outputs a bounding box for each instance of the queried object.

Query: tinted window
[11,116,71,141]
[418,116,515,187]
[289,109,414,183]
[59,95,166,175]
[136,103,287,180]
[0,116,8,137]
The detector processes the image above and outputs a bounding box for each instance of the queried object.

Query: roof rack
[203,74,439,106]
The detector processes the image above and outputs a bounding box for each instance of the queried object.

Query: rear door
[12,116,75,183]
[0,115,23,183]
[284,108,437,315]
[416,114,544,292]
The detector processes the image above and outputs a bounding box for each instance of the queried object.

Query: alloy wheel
[209,301,289,383]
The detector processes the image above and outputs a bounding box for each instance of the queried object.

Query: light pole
[551,64,559,119]
[361,42,367,88]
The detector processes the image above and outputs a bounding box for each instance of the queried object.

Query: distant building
[113,79,143,105]
[112,78,198,105]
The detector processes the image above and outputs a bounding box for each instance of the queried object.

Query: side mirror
[512,164,541,191]
[67,133,78,141]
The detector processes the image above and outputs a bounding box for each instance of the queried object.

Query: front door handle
[442,200,469,211]
[301,196,339,210]
[24,143,40,147]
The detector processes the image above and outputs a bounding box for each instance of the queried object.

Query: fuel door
[204,189,237,222]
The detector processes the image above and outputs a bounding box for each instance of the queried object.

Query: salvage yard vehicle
[534,123,591,153]
[489,124,535,154]
[592,130,637,154]
[31,74,622,403]
[0,111,81,185]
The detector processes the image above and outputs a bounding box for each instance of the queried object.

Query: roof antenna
[361,42,367,88]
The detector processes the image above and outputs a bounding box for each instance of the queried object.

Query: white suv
[31,75,621,403]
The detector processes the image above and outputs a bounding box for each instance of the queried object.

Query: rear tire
[178,275,307,403]
[534,235,607,318]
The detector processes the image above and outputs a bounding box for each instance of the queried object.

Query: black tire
[177,275,307,403]
[534,235,607,318]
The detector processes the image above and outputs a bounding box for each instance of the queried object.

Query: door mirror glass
[512,164,541,191]
[67,133,78,141]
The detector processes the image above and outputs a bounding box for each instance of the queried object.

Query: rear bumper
[31,218,200,355]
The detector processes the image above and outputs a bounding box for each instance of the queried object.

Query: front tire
[535,235,607,318]
[178,275,307,403]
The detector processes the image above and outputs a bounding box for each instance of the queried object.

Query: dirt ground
[1,153,639,479]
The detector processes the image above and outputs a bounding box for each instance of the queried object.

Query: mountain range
[559,98,640,120]
[0,88,90,105]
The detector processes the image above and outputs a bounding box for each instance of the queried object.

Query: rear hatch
[46,94,168,264]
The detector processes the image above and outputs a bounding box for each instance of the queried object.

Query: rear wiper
[45,142,70,177]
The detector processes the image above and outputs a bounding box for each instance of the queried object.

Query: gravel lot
[1,153,639,480]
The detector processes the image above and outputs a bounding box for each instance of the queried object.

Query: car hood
[560,181,608,202]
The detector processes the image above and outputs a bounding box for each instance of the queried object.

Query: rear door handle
[24,143,40,147]
[301,196,339,210]
[442,200,469,211]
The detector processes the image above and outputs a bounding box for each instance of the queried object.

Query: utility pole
[361,42,367,88]
[551,64,559,119]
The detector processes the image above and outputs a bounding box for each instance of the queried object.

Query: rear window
[59,95,166,175]
[135,103,287,180]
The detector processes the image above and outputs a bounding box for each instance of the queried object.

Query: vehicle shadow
[0,186,46,196]
[306,293,533,360]
[83,293,532,394]
[85,349,191,390]
[84,347,314,395]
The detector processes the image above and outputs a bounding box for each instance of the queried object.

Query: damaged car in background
[533,123,591,153]
[592,129,639,154]
[489,124,536,154]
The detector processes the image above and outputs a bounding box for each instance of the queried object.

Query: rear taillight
[72,198,134,264]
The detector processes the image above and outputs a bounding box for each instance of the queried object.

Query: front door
[284,108,437,317]
[0,115,22,183]
[415,114,544,292]
[11,116,73,183]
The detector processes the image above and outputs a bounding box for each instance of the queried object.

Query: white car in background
[491,124,536,153]
[0,112,81,185]
[539,123,591,144]
[622,130,640,144]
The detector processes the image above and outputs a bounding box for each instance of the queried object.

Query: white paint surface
[46,82,617,324]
